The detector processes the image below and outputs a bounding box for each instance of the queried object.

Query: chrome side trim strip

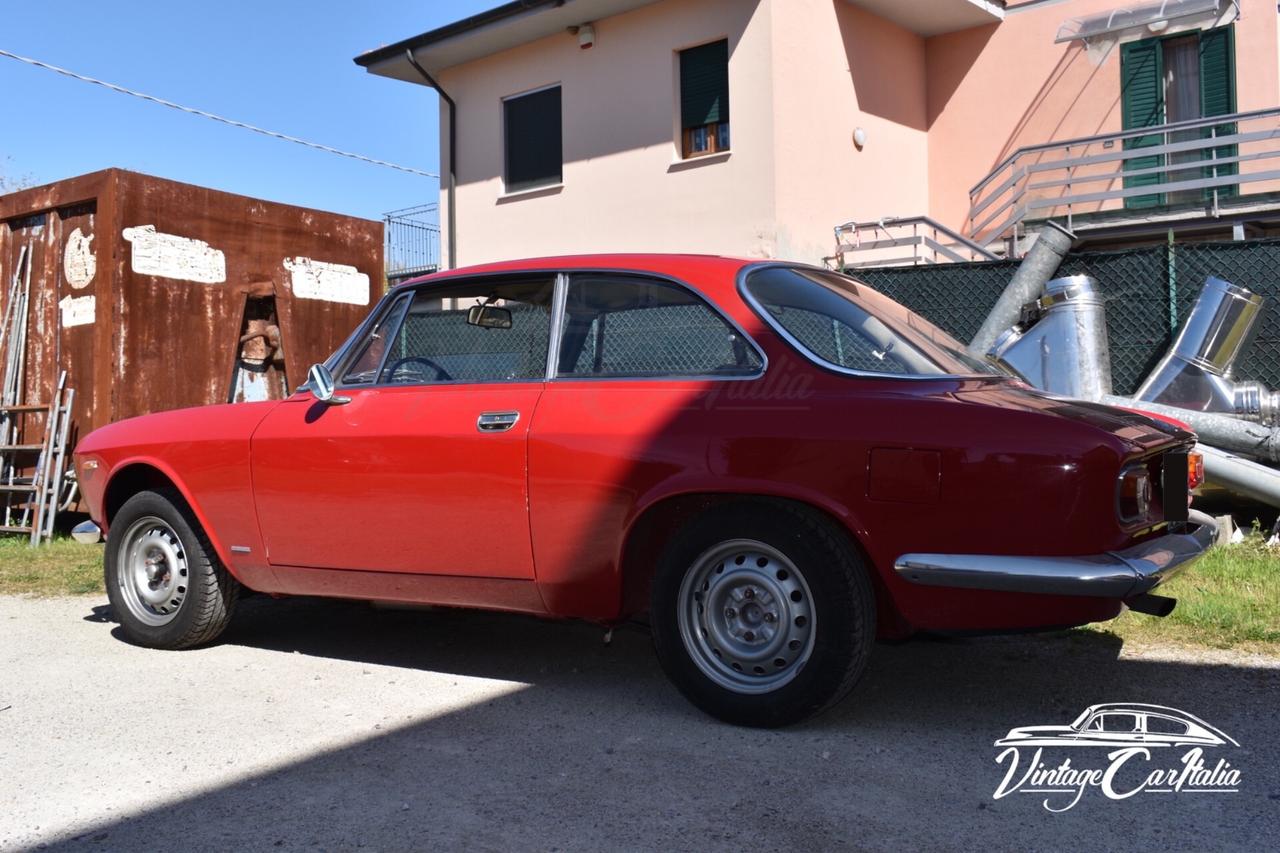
[893,521,1216,598]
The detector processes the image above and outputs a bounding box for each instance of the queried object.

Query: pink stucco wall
[926,0,1280,233]
[771,1,931,262]
[428,0,1280,266]
[436,0,777,266]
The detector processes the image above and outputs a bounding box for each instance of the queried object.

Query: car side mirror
[467,303,513,330]
[307,363,350,405]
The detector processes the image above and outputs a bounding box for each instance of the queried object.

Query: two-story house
[356,0,1278,268]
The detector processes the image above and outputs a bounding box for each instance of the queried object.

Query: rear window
[742,266,1001,377]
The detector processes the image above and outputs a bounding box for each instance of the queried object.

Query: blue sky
[0,1,497,222]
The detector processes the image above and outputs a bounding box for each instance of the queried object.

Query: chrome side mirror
[307,363,350,405]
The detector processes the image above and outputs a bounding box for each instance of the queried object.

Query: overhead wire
[0,47,438,179]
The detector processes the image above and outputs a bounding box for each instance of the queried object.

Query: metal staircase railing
[832,216,1000,269]
[966,106,1280,251]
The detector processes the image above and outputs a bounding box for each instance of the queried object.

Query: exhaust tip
[1126,593,1177,618]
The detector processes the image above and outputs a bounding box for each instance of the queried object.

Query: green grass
[1079,534,1280,653]
[1,531,1276,653]
[0,536,104,596]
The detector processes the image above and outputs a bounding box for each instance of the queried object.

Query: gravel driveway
[2,594,1277,852]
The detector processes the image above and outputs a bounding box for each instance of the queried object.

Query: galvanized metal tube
[988,274,1112,400]
[969,220,1075,356]
[1196,443,1280,508]
[1104,395,1280,463]
[1134,276,1268,417]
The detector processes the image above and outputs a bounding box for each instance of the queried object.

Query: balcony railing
[832,216,999,268]
[384,203,441,282]
[966,107,1280,251]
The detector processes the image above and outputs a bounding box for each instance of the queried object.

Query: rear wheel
[651,502,875,727]
[105,488,238,649]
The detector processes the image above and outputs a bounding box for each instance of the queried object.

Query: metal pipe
[1134,276,1276,421]
[969,220,1074,356]
[1196,443,1280,508]
[988,274,1112,400]
[405,49,457,270]
[1103,395,1280,464]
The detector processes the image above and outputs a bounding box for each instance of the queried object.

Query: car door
[526,272,767,616]
[250,274,556,577]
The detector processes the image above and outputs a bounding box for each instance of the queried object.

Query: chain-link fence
[854,239,1280,395]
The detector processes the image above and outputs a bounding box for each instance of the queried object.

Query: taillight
[1116,465,1153,524]
[1188,452,1205,491]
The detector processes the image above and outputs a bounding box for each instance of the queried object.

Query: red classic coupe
[73,255,1213,726]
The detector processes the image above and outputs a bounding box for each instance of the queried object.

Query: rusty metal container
[0,169,383,448]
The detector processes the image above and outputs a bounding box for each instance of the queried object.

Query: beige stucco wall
[927,0,1280,233]
[770,1,931,262]
[437,0,778,266]
[431,0,1280,267]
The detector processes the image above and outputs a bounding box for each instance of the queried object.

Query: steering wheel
[383,356,454,383]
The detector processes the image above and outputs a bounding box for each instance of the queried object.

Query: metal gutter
[404,50,458,270]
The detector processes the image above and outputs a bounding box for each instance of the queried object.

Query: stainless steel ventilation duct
[988,275,1113,401]
[1135,276,1280,423]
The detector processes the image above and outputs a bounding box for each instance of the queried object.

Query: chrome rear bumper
[893,520,1216,598]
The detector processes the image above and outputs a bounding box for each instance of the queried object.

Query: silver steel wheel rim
[116,516,189,627]
[677,539,816,694]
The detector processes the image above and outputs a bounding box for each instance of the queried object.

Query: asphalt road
[1,594,1277,852]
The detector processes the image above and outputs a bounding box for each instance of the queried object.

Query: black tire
[650,501,875,727]
[104,488,239,649]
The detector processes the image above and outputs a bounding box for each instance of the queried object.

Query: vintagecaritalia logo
[992,703,1241,812]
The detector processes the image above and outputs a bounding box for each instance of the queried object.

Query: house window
[504,86,562,193]
[1120,25,1236,209]
[679,39,730,159]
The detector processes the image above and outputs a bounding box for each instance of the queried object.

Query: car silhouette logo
[995,703,1238,748]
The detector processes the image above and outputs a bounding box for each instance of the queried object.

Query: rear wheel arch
[618,492,878,619]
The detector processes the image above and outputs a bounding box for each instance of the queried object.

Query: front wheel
[651,503,875,727]
[104,488,239,649]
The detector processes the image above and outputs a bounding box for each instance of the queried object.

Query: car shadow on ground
[62,595,1279,851]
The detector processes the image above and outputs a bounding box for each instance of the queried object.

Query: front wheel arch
[104,463,180,526]
[101,461,243,585]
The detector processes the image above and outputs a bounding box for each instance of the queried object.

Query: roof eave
[353,0,564,71]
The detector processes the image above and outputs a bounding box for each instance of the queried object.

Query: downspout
[405,49,457,269]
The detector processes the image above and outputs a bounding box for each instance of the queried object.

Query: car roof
[1084,704,1194,716]
[394,254,769,303]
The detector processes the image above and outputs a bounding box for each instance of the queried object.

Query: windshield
[743,267,1003,378]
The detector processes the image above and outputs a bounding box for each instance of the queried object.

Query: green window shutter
[1200,25,1238,197]
[1121,37,1165,209]
[680,40,729,129]
[1199,26,1236,117]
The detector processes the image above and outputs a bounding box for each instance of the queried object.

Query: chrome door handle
[477,411,520,432]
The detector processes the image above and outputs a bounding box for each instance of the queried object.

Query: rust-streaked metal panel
[0,168,383,446]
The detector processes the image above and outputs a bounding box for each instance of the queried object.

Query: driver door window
[341,276,555,386]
